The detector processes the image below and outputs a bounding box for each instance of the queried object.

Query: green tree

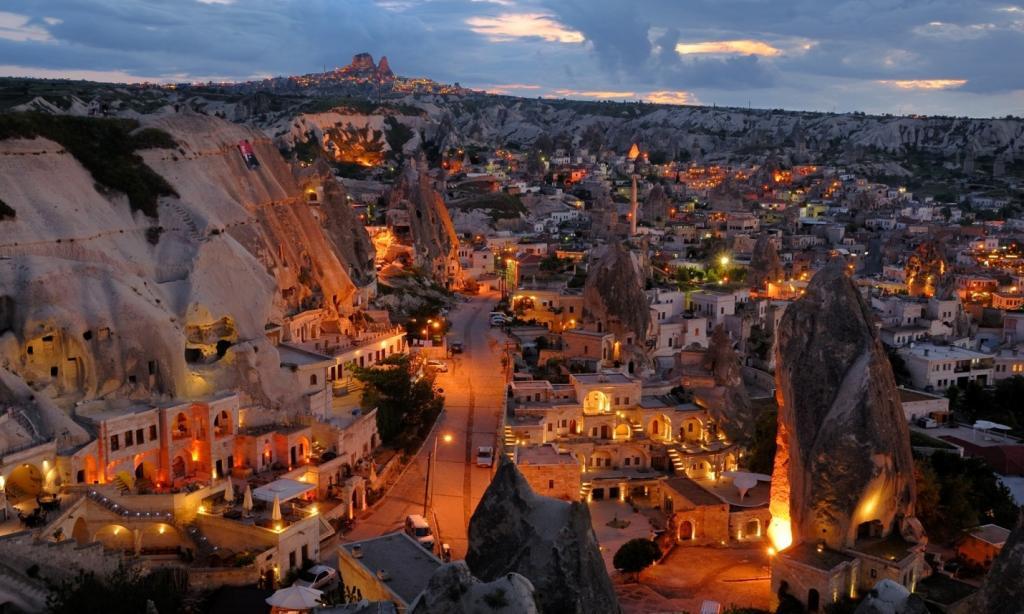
[915,452,1018,543]
[353,355,444,450]
[745,406,778,475]
[612,538,661,580]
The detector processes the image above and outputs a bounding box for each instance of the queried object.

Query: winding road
[343,292,507,559]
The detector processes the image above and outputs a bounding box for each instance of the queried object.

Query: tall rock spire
[768,260,920,551]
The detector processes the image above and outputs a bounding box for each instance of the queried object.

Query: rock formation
[582,243,650,346]
[295,158,376,287]
[642,184,669,224]
[749,234,785,291]
[974,514,1024,614]
[853,579,929,614]
[466,459,620,614]
[387,154,461,286]
[0,111,368,417]
[769,260,920,551]
[412,562,539,614]
[697,325,755,444]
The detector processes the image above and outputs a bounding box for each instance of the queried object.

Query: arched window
[309,374,318,386]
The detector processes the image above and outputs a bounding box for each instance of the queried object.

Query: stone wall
[518,463,580,501]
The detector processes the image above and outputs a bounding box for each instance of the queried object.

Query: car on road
[450,340,464,354]
[426,359,448,373]
[489,314,508,327]
[476,446,494,468]
[293,564,338,590]
[405,514,435,550]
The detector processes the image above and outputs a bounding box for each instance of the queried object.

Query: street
[343,292,507,559]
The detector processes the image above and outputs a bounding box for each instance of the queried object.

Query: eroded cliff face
[466,459,620,614]
[386,154,460,285]
[749,234,785,291]
[0,111,369,421]
[769,260,919,550]
[642,184,669,225]
[697,325,755,445]
[582,243,650,346]
[295,158,376,288]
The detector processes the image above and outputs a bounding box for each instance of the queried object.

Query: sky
[1,0,1023,117]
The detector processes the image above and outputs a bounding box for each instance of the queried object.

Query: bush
[0,112,176,217]
[613,538,661,579]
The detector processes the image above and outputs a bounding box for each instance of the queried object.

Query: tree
[612,538,660,580]
[353,355,444,450]
[745,406,778,475]
[46,565,186,614]
[914,452,1018,543]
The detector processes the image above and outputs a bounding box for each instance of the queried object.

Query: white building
[898,343,995,391]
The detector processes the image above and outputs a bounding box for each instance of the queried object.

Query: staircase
[502,425,515,459]
[579,480,593,501]
[162,200,205,243]
[111,475,132,495]
[182,522,217,564]
[627,418,643,437]
[667,447,687,474]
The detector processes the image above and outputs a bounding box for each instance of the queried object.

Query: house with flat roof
[338,532,442,612]
[898,343,994,391]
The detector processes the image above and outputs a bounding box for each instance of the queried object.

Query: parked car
[426,359,448,373]
[476,446,495,468]
[405,514,435,550]
[294,564,338,590]
[450,340,464,354]
[489,315,507,327]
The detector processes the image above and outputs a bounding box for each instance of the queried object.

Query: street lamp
[424,432,454,516]
[719,255,730,267]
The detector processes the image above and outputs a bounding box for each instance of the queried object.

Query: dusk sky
[2,0,1023,117]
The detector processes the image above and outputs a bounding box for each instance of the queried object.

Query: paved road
[344,292,507,559]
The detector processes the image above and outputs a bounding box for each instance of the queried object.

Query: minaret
[629,174,639,236]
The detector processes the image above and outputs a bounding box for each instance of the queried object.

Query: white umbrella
[265,585,322,609]
[242,484,253,514]
[271,494,282,522]
[223,477,235,503]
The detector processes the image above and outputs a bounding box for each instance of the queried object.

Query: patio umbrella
[265,585,322,610]
[242,484,253,514]
[223,476,235,503]
[271,494,282,522]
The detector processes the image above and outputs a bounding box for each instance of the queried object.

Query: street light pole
[424,432,452,516]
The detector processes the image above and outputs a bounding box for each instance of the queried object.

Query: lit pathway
[343,292,507,559]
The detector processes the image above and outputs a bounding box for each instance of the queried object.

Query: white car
[293,564,338,590]
[476,446,494,468]
[426,359,448,373]
[405,514,435,550]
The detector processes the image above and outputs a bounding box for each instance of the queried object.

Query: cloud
[0,11,55,42]
[675,40,781,57]
[466,13,584,43]
[644,90,698,104]
[878,79,968,90]
[550,89,636,98]
[482,82,543,94]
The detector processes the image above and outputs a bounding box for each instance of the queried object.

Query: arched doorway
[5,463,43,503]
[94,524,133,552]
[171,456,187,479]
[807,589,820,612]
[569,419,577,434]
[678,520,695,541]
[213,410,233,437]
[745,518,761,538]
[173,412,190,439]
[72,517,90,545]
[583,390,610,414]
[614,424,630,440]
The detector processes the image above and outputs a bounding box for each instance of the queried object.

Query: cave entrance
[857,520,884,540]
[807,589,820,612]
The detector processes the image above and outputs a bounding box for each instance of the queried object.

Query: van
[404,514,435,550]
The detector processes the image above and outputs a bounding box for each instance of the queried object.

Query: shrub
[0,112,176,217]
[613,538,661,579]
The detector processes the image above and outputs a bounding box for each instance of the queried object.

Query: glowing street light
[425,432,455,516]
[719,255,730,267]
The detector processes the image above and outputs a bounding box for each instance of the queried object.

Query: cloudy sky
[1,0,1023,117]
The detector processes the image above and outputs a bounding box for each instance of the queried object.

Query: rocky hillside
[0,109,374,428]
